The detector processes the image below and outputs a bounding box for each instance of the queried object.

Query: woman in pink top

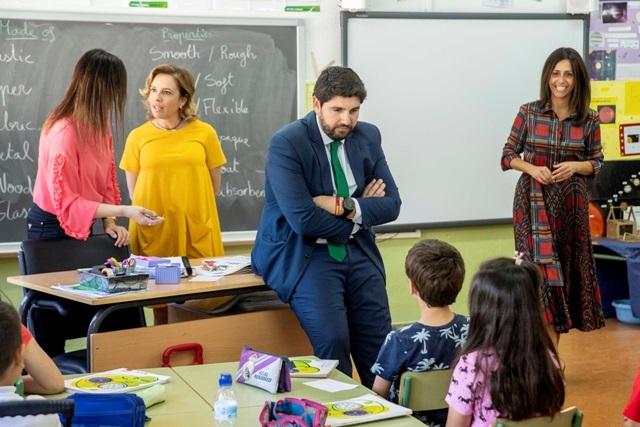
[445,258,565,427]
[28,49,162,246]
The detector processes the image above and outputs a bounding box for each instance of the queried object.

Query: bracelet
[334,197,342,216]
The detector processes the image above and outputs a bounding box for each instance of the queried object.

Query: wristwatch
[341,197,355,217]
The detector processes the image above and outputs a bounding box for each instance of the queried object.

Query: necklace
[153,118,184,131]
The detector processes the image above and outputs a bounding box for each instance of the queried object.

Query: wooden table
[7,267,266,368]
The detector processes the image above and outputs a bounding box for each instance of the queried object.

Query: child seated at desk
[0,301,62,427]
[20,325,64,395]
[371,239,468,425]
[445,258,565,426]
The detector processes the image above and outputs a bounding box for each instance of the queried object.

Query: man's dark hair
[0,301,21,377]
[313,66,367,105]
[404,239,465,307]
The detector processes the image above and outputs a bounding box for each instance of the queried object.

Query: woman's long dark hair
[539,47,591,124]
[45,49,126,146]
[461,257,565,420]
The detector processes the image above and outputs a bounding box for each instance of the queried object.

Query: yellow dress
[120,119,226,258]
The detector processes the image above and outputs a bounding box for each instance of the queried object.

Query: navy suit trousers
[288,241,391,388]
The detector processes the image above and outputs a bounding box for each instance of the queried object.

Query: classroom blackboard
[0,10,303,250]
[343,12,588,230]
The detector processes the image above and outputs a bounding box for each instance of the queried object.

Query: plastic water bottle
[214,372,237,426]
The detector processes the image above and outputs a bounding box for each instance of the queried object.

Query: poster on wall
[590,1,640,80]
[591,80,640,160]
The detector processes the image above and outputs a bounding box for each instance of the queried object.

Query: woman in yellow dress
[120,64,226,259]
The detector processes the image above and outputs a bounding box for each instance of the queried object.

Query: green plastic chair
[494,406,583,427]
[398,368,452,411]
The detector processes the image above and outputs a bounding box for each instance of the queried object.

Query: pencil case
[236,347,291,394]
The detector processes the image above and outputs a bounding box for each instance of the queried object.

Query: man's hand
[313,195,338,215]
[363,178,385,197]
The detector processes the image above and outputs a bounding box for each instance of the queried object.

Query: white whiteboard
[343,13,587,228]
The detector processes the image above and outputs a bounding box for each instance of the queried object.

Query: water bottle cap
[219,372,232,387]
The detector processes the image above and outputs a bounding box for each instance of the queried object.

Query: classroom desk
[172,362,425,426]
[49,363,424,426]
[50,367,211,419]
[7,267,266,368]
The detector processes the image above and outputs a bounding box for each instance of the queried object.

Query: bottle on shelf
[214,372,237,426]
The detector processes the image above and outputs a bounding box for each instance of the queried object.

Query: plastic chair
[493,406,583,427]
[0,399,74,427]
[398,368,452,411]
[17,234,145,373]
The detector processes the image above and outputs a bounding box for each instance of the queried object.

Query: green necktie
[328,140,349,262]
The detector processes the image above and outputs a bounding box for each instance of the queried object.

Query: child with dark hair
[0,301,61,427]
[445,258,565,427]
[371,239,468,426]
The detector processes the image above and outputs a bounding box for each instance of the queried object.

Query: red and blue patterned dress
[501,101,605,333]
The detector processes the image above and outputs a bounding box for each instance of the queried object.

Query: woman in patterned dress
[500,47,605,344]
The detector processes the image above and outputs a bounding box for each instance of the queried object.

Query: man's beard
[319,117,353,140]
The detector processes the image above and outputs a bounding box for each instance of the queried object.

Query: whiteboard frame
[341,11,589,232]
[0,9,304,253]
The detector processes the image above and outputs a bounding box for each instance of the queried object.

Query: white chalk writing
[149,44,200,61]
[209,44,257,68]
[219,135,250,151]
[218,180,264,198]
[199,97,248,115]
[0,199,29,222]
[221,156,240,174]
[203,72,235,95]
[0,111,35,132]
[160,27,212,46]
[0,140,34,162]
[0,83,32,107]
[0,43,34,64]
[0,172,32,195]
[0,20,55,42]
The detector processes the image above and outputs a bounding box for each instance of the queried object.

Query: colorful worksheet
[289,357,339,378]
[324,394,412,426]
[65,368,170,393]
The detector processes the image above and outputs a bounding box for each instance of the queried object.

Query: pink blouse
[32,118,121,239]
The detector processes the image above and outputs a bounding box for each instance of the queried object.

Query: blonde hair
[140,64,198,121]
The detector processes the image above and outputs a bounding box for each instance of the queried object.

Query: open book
[65,368,170,394]
[324,393,412,426]
[289,357,339,378]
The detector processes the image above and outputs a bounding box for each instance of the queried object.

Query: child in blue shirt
[371,239,468,427]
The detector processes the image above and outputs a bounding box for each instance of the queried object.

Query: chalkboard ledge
[0,230,257,255]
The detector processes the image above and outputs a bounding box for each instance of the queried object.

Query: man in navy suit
[251,66,401,387]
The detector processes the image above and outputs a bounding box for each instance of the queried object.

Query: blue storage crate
[612,299,640,325]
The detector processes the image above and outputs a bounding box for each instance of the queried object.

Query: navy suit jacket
[251,112,401,302]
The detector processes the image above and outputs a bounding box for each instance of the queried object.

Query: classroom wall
[0,0,569,322]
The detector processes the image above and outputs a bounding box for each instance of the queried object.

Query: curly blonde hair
[140,64,198,121]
